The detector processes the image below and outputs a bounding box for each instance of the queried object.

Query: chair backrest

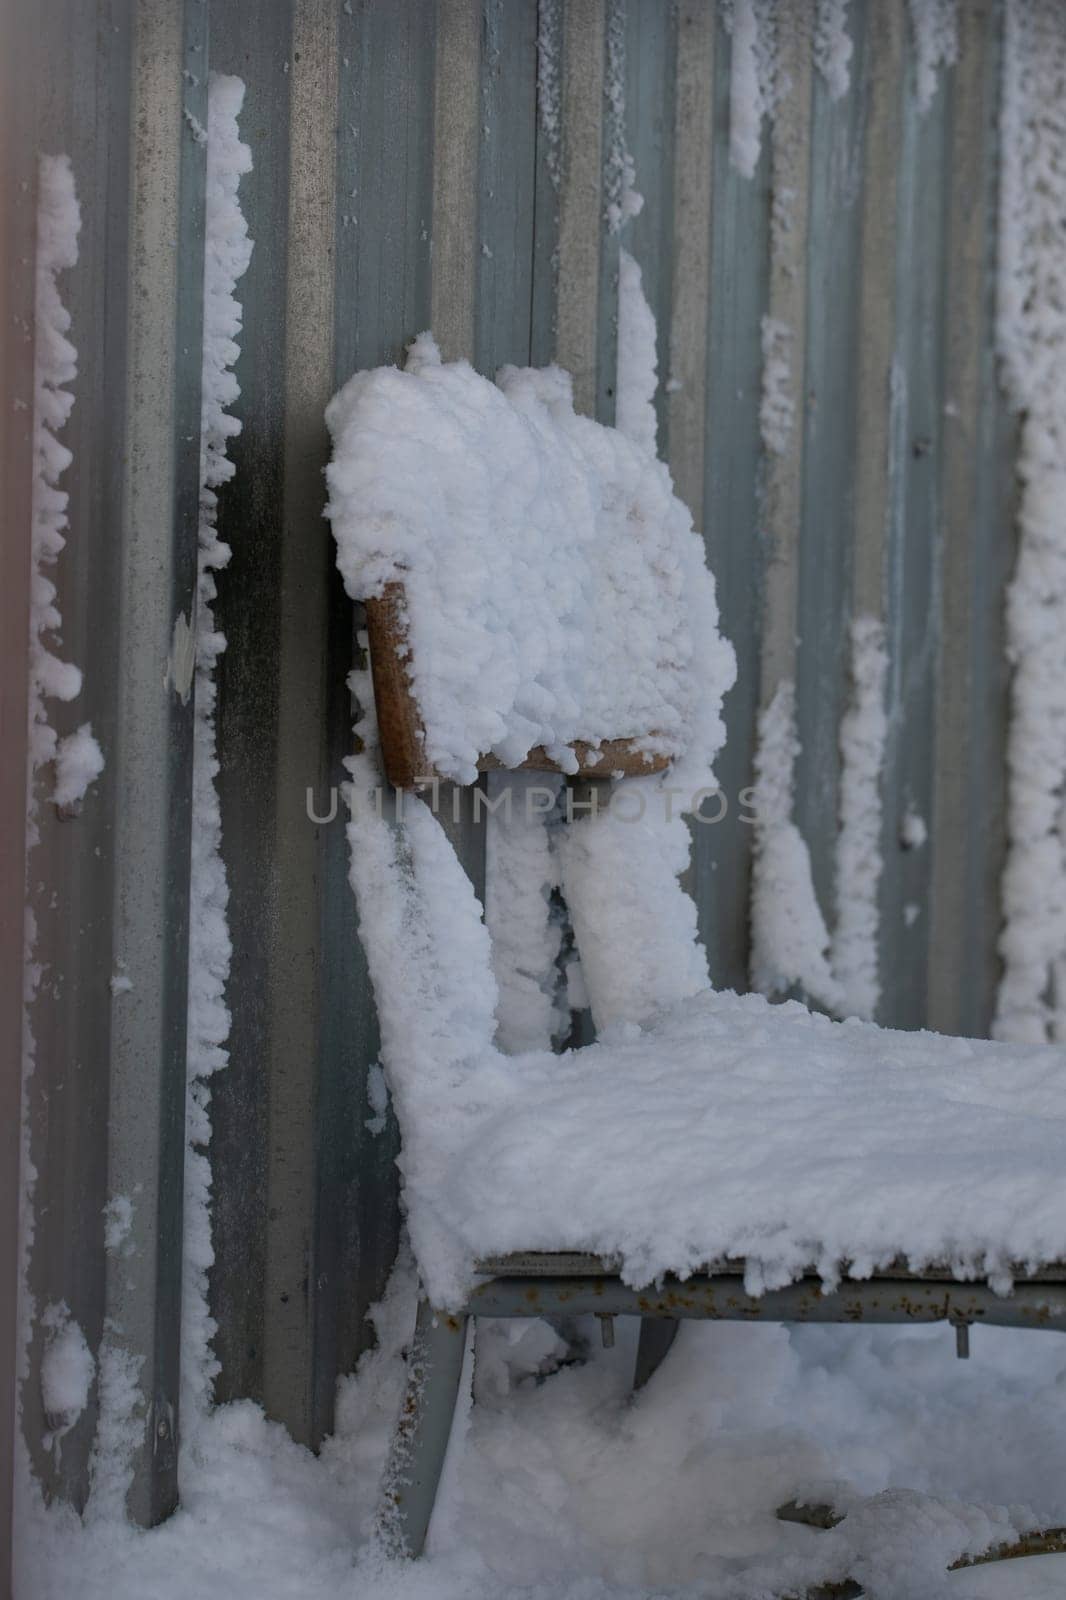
[326,333,734,797]
[364,580,671,790]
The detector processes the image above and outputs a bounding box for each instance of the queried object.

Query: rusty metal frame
[384,1260,1066,1556]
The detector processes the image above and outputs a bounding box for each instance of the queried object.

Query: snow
[725,0,778,181]
[326,336,735,797]
[84,1339,145,1525]
[484,773,566,1054]
[51,721,105,810]
[102,1195,133,1254]
[750,682,844,1013]
[535,0,561,189]
[908,0,959,114]
[25,153,101,822]
[21,1259,1066,1599]
[832,616,889,1022]
[383,974,1066,1311]
[341,674,1066,1312]
[182,72,252,1430]
[556,785,711,1032]
[813,0,854,101]
[994,0,1066,1045]
[40,1304,94,1448]
[759,314,795,457]
[901,805,928,851]
[17,145,95,1546]
[603,3,642,233]
[615,248,658,458]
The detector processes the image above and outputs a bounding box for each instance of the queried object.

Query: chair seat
[397,988,1066,1308]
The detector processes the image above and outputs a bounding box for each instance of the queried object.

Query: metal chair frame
[360,586,1066,1570]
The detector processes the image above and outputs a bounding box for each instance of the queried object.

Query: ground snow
[21,1265,1066,1599]
[182,72,253,1435]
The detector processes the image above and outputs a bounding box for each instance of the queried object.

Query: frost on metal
[831,617,889,1023]
[994,0,1066,1044]
[182,73,253,1428]
[616,248,659,458]
[750,682,844,1014]
[20,152,98,1467]
[26,155,102,829]
[603,0,641,232]
[908,0,959,114]
[39,1304,94,1453]
[759,315,795,458]
[535,0,562,189]
[723,0,779,180]
[813,0,853,101]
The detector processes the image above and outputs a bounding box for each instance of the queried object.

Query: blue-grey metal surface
[16,0,206,1532]
[13,0,1023,1534]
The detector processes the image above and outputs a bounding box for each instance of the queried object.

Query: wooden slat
[365,580,671,789]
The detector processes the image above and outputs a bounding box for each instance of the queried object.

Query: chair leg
[378,1297,470,1558]
[633,1316,679,1390]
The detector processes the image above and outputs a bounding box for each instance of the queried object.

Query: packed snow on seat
[325,334,736,794]
[392,953,1066,1308]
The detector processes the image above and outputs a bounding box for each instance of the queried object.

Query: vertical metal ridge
[758,7,813,705]
[666,0,713,532]
[596,0,624,424]
[327,0,435,1433]
[848,2,904,1023]
[208,0,294,1421]
[2,0,44,1576]
[476,0,539,373]
[530,0,563,367]
[794,4,869,912]
[693,7,772,992]
[878,16,954,1029]
[432,0,481,362]
[851,4,904,627]
[622,0,679,454]
[928,0,1013,1037]
[555,0,606,416]
[21,0,135,1517]
[260,0,339,1447]
[104,0,206,1526]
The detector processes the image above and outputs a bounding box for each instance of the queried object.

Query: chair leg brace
[381,1275,1066,1559]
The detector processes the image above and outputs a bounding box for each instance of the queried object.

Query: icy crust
[410,984,1066,1310]
[326,336,735,796]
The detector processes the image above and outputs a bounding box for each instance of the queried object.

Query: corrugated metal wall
[9,0,1016,1546]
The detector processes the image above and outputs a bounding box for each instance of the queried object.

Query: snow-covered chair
[326,337,1066,1560]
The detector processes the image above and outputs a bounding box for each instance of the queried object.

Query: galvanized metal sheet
[16,0,1029,1531]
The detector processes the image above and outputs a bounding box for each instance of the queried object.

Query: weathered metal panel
[18,0,207,1530]
[794,5,868,910]
[15,0,1028,1536]
[694,9,772,992]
